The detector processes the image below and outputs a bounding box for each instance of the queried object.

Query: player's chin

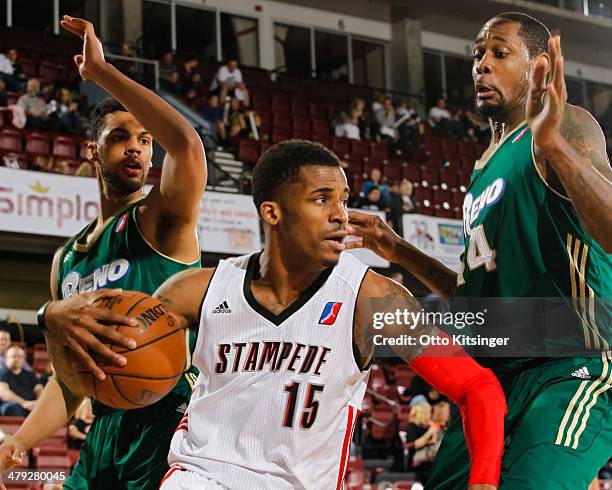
[320,247,343,268]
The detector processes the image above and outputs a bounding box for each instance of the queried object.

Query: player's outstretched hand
[60,15,106,81]
[346,210,401,262]
[526,34,567,152]
[44,289,138,380]
[0,438,26,489]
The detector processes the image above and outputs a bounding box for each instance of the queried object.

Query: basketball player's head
[473,12,550,120]
[252,140,348,268]
[88,98,152,195]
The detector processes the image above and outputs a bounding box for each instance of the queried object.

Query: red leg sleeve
[408,334,506,487]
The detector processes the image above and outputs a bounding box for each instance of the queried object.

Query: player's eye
[314,196,327,204]
[495,50,508,58]
[140,138,150,145]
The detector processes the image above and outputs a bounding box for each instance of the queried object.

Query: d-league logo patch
[318,302,342,325]
[212,301,232,314]
[115,213,128,233]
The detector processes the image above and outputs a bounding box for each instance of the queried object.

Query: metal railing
[105,53,160,91]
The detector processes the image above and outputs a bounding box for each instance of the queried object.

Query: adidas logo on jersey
[175,402,187,414]
[571,367,591,379]
[212,301,232,314]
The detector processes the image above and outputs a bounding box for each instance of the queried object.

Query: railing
[105,53,160,91]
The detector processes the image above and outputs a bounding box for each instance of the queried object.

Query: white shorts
[159,466,228,490]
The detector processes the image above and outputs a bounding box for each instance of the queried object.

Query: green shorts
[427,355,612,489]
[63,387,190,490]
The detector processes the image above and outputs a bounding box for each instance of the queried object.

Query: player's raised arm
[347,210,458,299]
[529,35,612,252]
[153,267,216,331]
[355,271,506,489]
[61,16,206,236]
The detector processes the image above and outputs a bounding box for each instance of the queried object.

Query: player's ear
[88,141,100,164]
[260,200,281,226]
[537,51,551,84]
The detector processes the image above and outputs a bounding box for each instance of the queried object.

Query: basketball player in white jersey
[149,140,506,490]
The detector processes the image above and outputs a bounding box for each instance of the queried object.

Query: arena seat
[35,454,71,470]
[439,171,458,190]
[420,168,440,187]
[25,132,50,157]
[402,165,420,183]
[52,136,77,159]
[383,161,402,182]
[312,119,330,136]
[38,61,61,82]
[350,140,370,160]
[238,140,259,167]
[291,99,309,117]
[309,103,328,119]
[370,141,389,161]
[331,137,350,157]
[0,129,23,152]
[271,129,291,144]
[292,116,311,133]
[1,151,28,169]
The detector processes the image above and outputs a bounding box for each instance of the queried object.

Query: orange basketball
[71,291,187,410]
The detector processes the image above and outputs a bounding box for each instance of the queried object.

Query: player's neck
[257,245,327,305]
[488,111,526,145]
[98,190,145,224]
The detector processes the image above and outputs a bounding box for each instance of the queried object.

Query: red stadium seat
[370,141,389,161]
[434,204,453,218]
[414,186,432,203]
[272,113,291,130]
[309,103,327,119]
[272,129,291,144]
[252,95,270,112]
[362,158,382,177]
[19,58,36,78]
[402,165,420,183]
[292,117,311,133]
[420,168,440,187]
[291,99,309,116]
[453,206,463,220]
[271,97,290,113]
[382,160,402,182]
[238,139,259,167]
[292,130,312,140]
[36,455,71,470]
[332,137,350,157]
[350,140,370,160]
[38,61,61,82]
[440,138,458,154]
[52,136,77,159]
[451,188,465,206]
[25,132,50,156]
[433,188,452,206]
[369,406,396,441]
[311,119,330,136]
[312,133,331,148]
[79,139,90,160]
[0,129,23,152]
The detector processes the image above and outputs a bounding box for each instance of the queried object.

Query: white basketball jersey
[168,252,370,489]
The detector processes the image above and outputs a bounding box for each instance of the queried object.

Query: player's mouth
[122,159,143,177]
[323,230,348,252]
[475,82,499,100]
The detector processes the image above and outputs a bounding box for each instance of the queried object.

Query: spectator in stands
[402,402,439,482]
[396,100,421,150]
[224,97,261,142]
[211,58,249,106]
[47,87,83,134]
[0,346,43,416]
[0,48,24,92]
[389,179,417,235]
[17,78,47,129]
[0,79,8,107]
[334,108,361,140]
[75,161,94,177]
[30,154,53,172]
[158,50,178,85]
[202,94,226,143]
[68,398,94,450]
[355,186,387,212]
[0,328,31,371]
[113,42,137,79]
[37,361,54,387]
[428,97,452,136]
[186,72,207,98]
[161,71,183,95]
[362,168,390,205]
[432,401,451,430]
[375,96,398,143]
[52,158,70,175]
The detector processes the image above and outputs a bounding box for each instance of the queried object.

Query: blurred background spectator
[428,97,452,136]
[17,78,48,129]
[211,58,249,105]
[0,346,43,416]
[46,87,83,134]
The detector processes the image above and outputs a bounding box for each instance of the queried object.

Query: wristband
[37,300,51,332]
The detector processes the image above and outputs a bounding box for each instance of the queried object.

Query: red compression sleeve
[408,334,506,487]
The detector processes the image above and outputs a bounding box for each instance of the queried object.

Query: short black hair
[491,12,551,57]
[252,140,341,211]
[88,98,128,141]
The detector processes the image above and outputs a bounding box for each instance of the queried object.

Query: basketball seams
[113,327,185,355]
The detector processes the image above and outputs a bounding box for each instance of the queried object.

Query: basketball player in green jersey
[346,12,612,490]
[0,16,206,490]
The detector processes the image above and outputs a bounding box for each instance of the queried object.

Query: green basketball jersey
[56,199,200,414]
[455,122,612,372]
